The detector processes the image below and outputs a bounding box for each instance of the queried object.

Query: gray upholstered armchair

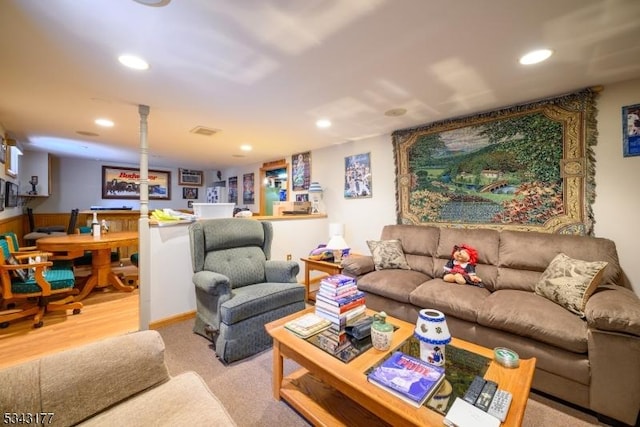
[188,218,305,363]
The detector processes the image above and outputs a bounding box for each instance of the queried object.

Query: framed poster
[243,173,255,204]
[0,178,5,211]
[178,168,204,186]
[344,152,372,199]
[5,181,18,207]
[228,176,238,204]
[623,103,640,157]
[102,166,171,200]
[0,136,6,164]
[292,151,311,191]
[182,187,198,199]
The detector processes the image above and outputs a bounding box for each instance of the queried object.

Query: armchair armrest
[265,260,299,283]
[192,271,232,295]
[341,255,375,277]
[585,285,640,338]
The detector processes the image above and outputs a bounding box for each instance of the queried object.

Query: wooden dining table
[36,231,139,301]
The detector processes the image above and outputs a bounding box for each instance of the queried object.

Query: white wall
[592,78,640,294]
[0,123,23,220]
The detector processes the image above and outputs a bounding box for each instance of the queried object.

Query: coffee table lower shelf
[281,368,391,427]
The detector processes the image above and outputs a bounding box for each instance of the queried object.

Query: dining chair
[23,208,80,244]
[0,239,82,329]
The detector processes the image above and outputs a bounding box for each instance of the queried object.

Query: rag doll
[443,244,483,286]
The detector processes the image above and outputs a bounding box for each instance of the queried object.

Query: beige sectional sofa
[342,224,640,425]
[0,330,236,426]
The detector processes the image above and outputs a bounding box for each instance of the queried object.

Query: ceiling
[1,0,639,170]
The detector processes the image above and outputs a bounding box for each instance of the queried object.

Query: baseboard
[149,310,196,329]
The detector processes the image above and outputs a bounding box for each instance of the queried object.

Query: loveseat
[0,330,236,426]
[342,224,640,425]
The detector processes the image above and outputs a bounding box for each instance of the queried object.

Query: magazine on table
[367,351,446,408]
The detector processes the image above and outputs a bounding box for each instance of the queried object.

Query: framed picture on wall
[5,181,18,207]
[344,152,372,199]
[0,179,5,211]
[228,176,238,204]
[0,137,6,165]
[243,173,255,204]
[102,165,171,200]
[182,187,198,199]
[178,168,204,186]
[291,151,311,191]
[623,103,640,157]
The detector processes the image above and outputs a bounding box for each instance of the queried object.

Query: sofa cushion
[79,372,236,426]
[356,269,428,303]
[534,253,608,318]
[366,239,411,270]
[478,290,588,353]
[409,279,491,323]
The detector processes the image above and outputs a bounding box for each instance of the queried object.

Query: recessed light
[384,108,407,117]
[232,154,246,158]
[519,49,553,65]
[76,131,100,137]
[132,0,171,6]
[240,145,252,152]
[95,118,114,127]
[316,119,332,128]
[118,54,150,70]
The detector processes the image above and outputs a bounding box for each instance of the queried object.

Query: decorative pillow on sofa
[366,239,411,271]
[534,253,608,317]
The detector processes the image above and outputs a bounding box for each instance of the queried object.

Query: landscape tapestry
[393,88,598,235]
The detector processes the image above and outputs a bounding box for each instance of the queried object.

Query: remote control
[487,389,513,422]
[475,380,498,411]
[463,375,486,404]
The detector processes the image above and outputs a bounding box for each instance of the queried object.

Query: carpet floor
[156,319,609,427]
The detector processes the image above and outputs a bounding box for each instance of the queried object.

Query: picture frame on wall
[243,173,255,204]
[178,168,204,186]
[102,165,171,200]
[228,176,238,204]
[0,178,5,211]
[344,152,372,199]
[291,151,311,191]
[5,181,18,208]
[0,137,6,165]
[623,103,640,157]
[182,187,198,199]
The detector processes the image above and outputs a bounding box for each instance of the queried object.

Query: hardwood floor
[0,288,140,370]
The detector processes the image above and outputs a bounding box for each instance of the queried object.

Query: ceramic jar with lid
[371,311,393,351]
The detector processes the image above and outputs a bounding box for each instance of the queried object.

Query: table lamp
[326,235,349,263]
[414,309,451,366]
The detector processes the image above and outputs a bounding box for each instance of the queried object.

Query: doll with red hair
[443,244,483,286]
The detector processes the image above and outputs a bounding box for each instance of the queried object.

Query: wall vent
[190,126,220,137]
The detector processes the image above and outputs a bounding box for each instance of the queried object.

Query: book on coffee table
[367,351,446,408]
[284,313,332,338]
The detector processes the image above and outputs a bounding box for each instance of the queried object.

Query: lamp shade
[308,182,323,193]
[326,235,349,250]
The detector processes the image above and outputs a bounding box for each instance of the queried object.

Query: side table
[300,257,343,302]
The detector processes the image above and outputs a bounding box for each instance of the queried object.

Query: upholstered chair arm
[585,285,640,338]
[192,271,232,295]
[265,260,299,283]
[341,255,375,277]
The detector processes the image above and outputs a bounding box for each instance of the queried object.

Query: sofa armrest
[341,255,375,277]
[4,331,170,426]
[585,285,640,338]
[265,260,300,283]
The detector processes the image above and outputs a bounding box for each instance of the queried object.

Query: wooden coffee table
[265,308,536,426]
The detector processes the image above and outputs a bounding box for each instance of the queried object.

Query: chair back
[189,218,273,288]
[66,209,79,234]
[1,232,20,253]
[27,208,35,232]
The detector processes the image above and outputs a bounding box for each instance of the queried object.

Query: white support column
[138,104,151,330]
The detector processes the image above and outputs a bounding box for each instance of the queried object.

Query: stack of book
[314,274,366,352]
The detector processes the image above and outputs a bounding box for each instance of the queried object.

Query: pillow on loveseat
[366,239,411,271]
[535,253,608,317]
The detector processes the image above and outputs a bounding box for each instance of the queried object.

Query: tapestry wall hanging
[393,88,598,235]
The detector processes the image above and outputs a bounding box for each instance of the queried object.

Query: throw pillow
[366,239,411,271]
[6,255,29,282]
[534,253,608,317]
